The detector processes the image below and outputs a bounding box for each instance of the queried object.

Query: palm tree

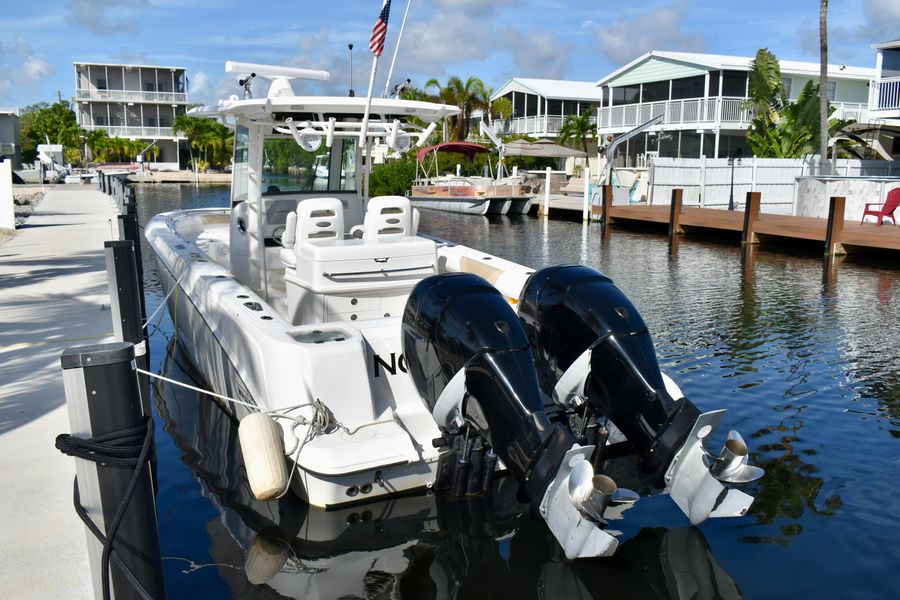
[819,0,830,174]
[558,110,594,157]
[85,129,109,163]
[745,48,786,127]
[425,76,488,141]
[173,114,206,173]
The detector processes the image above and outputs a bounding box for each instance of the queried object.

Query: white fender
[238,413,288,501]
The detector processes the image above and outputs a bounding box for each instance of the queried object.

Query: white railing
[491,115,596,136]
[83,125,179,138]
[599,97,752,130]
[599,96,870,130]
[871,77,900,111]
[75,88,188,104]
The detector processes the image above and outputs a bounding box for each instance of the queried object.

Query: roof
[872,39,900,50]
[596,50,874,87]
[502,139,586,158]
[491,78,606,102]
[416,142,489,163]
[73,61,186,71]
[0,107,19,117]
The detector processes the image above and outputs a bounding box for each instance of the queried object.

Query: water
[136,183,900,599]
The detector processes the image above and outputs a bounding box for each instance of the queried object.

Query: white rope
[143,260,194,332]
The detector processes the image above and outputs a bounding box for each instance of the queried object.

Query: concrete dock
[0,186,118,599]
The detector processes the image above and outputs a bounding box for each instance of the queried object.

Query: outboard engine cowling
[518,265,701,478]
[403,273,623,557]
[518,265,763,527]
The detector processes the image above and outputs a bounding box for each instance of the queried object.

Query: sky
[1,0,899,109]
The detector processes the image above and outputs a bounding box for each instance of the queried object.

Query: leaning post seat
[282,196,437,324]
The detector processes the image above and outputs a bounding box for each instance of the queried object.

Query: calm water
[136,183,900,599]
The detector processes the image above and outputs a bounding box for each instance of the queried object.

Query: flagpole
[359,56,380,151]
[383,0,412,98]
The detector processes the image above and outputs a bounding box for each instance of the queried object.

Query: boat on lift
[409,142,534,215]
[145,59,763,560]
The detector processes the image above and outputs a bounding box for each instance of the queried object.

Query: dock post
[825,196,847,256]
[742,191,762,244]
[104,240,151,420]
[0,159,14,230]
[59,342,165,600]
[668,188,684,240]
[601,184,613,228]
[542,166,551,218]
[582,167,591,222]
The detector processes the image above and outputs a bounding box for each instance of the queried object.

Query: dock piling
[582,167,591,222]
[601,184,613,229]
[542,166,551,218]
[825,196,847,256]
[668,188,684,240]
[742,191,762,244]
[59,342,165,600]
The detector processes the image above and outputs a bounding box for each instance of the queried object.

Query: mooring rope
[55,419,156,600]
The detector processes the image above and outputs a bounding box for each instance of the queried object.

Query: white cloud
[594,6,704,64]
[498,29,571,78]
[0,37,54,98]
[68,0,144,34]
[191,71,209,95]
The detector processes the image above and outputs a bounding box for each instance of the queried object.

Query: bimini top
[416,142,490,163]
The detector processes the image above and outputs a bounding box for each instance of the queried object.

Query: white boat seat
[296,197,345,241]
[279,211,298,267]
[350,196,419,240]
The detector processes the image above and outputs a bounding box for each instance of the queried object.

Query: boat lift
[600,114,664,187]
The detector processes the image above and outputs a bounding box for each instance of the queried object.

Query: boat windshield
[262,136,357,195]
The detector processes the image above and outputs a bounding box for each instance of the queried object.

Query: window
[231,126,250,205]
[513,92,525,118]
[145,82,155,92]
[642,80,669,102]
[96,79,107,90]
[94,115,108,126]
[547,99,562,115]
[708,71,720,96]
[148,117,157,127]
[782,77,793,99]
[670,75,705,100]
[158,116,168,127]
[526,93,537,116]
[882,49,900,78]
[722,70,747,96]
[891,135,900,155]
[826,80,836,101]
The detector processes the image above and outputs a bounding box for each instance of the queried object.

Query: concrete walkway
[0,186,118,599]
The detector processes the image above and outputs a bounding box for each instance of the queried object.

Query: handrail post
[668,188,684,239]
[825,196,847,256]
[742,191,762,244]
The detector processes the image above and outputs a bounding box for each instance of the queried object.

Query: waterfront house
[73,62,189,170]
[594,51,874,166]
[0,108,21,168]
[865,39,900,157]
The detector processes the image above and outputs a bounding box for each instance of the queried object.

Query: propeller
[706,430,765,484]
[567,460,638,525]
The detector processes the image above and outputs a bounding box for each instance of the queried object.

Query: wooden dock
[593,188,900,256]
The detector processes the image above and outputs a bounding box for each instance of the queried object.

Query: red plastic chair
[861,188,900,226]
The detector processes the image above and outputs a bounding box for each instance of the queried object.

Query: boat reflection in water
[155,341,742,599]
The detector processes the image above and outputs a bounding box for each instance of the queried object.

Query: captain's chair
[280,197,345,268]
[351,196,419,240]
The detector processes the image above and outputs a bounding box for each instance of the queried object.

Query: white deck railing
[75,88,188,104]
[598,96,870,131]
[491,115,596,136]
[83,125,179,138]
[871,77,900,111]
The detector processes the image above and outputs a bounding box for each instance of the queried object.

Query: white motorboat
[409,142,534,215]
[145,60,763,559]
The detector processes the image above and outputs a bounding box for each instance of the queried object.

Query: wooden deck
[602,193,900,254]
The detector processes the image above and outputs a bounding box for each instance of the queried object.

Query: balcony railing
[75,88,188,104]
[871,77,900,111]
[83,125,180,139]
[598,96,870,130]
[491,115,596,136]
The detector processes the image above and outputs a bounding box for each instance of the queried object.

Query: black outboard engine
[402,273,574,504]
[518,265,701,480]
[404,273,629,558]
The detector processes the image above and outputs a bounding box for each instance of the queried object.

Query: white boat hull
[409,197,490,214]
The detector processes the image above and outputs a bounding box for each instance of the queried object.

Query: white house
[594,51,874,166]
[73,62,189,169]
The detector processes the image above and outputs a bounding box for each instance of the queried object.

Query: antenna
[348,44,355,97]
[383,0,413,98]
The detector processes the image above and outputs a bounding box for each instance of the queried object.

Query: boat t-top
[145,60,763,560]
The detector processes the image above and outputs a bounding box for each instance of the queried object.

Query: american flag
[369,0,392,57]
